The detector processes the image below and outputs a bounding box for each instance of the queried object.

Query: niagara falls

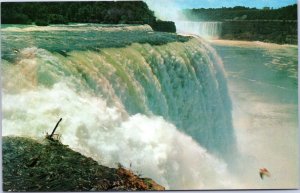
[1,0,298,191]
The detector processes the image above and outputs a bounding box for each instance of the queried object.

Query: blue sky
[4,0,297,9]
[173,0,297,9]
[145,0,297,20]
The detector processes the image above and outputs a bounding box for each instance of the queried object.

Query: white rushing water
[176,21,222,39]
[144,0,222,39]
[141,0,298,189]
[2,26,240,189]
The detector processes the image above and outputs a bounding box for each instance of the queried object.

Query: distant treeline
[183,4,297,21]
[1,1,176,32]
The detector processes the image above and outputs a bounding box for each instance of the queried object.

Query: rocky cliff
[221,20,297,44]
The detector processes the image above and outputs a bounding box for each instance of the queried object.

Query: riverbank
[2,136,165,191]
[209,39,298,48]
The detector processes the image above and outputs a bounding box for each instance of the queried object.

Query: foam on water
[176,21,222,39]
[1,24,153,32]
[2,28,240,189]
[2,80,239,189]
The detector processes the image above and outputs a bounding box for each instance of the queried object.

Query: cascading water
[2,24,238,189]
[176,21,222,39]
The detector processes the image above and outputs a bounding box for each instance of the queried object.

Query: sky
[3,0,297,9]
[149,0,297,9]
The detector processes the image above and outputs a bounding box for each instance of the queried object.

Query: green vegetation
[183,4,297,21]
[1,1,176,32]
[1,1,155,25]
[2,136,165,191]
[152,20,176,33]
[221,20,297,44]
[182,4,297,44]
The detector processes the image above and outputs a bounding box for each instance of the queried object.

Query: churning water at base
[2,25,238,189]
[177,21,222,39]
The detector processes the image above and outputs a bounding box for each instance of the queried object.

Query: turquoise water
[213,42,297,91]
[1,24,189,61]
[2,24,237,189]
[212,40,298,188]
[2,24,298,189]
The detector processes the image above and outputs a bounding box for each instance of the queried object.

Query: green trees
[2,13,31,24]
[1,2,176,32]
[183,4,297,21]
[49,14,67,24]
[1,2,156,25]
[151,20,176,33]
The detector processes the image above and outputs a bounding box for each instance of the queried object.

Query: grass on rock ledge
[2,136,165,191]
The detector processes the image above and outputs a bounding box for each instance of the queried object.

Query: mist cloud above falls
[144,0,186,21]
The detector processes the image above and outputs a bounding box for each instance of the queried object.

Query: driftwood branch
[49,118,62,140]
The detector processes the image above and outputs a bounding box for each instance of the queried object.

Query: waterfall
[176,21,222,39]
[2,25,238,189]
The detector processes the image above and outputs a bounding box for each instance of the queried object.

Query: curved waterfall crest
[2,36,237,188]
[177,21,222,39]
[3,37,236,159]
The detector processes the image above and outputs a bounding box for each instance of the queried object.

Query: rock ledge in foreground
[3,136,165,191]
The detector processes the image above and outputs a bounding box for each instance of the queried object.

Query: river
[1,24,298,189]
[211,40,298,188]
